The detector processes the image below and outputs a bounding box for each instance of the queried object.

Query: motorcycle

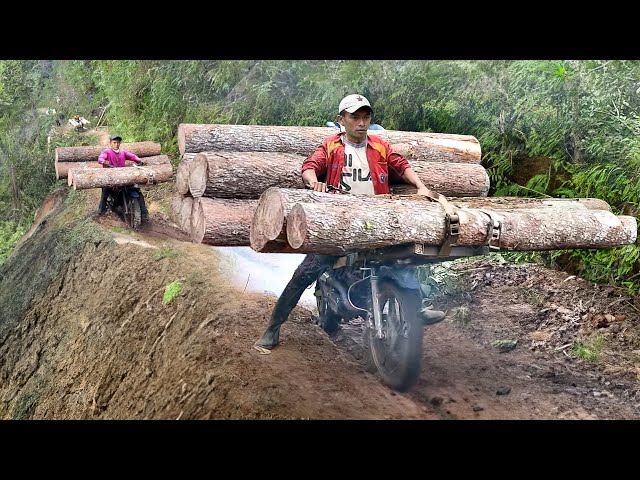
[105,185,145,230]
[314,120,489,391]
[102,162,147,230]
[313,187,489,391]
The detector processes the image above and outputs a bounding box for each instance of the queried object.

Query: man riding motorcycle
[97,135,149,220]
[254,94,446,351]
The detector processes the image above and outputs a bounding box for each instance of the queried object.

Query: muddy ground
[1,186,639,420]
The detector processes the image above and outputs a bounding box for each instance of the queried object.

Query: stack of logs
[55,141,173,190]
[172,123,637,254]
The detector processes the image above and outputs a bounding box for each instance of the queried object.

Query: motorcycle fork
[363,266,384,340]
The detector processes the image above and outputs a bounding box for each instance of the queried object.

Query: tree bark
[189,197,297,251]
[56,154,170,180]
[250,188,614,252]
[177,124,481,163]
[188,151,307,198]
[55,141,162,162]
[397,160,490,196]
[191,197,257,245]
[188,151,488,199]
[446,196,612,211]
[285,199,636,254]
[71,163,173,190]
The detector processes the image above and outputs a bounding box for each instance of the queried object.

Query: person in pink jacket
[97,135,148,218]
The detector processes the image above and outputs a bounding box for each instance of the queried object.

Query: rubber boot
[254,254,337,350]
[421,305,447,325]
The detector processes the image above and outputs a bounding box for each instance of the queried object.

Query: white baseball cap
[338,94,372,114]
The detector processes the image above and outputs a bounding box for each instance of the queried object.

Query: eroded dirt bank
[1,189,639,419]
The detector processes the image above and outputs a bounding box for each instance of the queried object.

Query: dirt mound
[1,187,639,419]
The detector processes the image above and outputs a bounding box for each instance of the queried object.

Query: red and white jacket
[302,133,410,194]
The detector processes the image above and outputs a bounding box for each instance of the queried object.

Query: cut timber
[250,189,323,252]
[60,161,95,182]
[392,141,479,164]
[190,197,257,246]
[446,196,612,211]
[188,151,307,198]
[395,160,489,196]
[285,199,637,254]
[175,153,197,195]
[191,197,296,251]
[177,124,481,163]
[56,154,170,179]
[180,195,194,235]
[188,151,488,199]
[250,188,613,253]
[171,192,188,227]
[55,141,161,162]
[71,163,173,190]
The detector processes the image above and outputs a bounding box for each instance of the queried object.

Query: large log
[395,160,489,196]
[285,200,637,254]
[188,151,307,198]
[190,197,294,252]
[55,141,162,163]
[191,197,257,246]
[249,188,613,253]
[188,151,488,199]
[447,196,612,211]
[56,154,170,180]
[250,189,322,252]
[177,124,481,163]
[71,163,173,190]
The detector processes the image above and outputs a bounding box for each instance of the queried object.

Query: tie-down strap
[421,189,460,256]
[476,208,502,250]
[421,191,503,254]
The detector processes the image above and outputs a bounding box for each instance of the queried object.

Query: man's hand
[102,160,111,168]
[137,160,145,166]
[306,181,327,192]
[416,185,435,197]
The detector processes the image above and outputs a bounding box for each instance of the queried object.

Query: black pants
[255,254,338,348]
[98,187,148,216]
[98,188,110,214]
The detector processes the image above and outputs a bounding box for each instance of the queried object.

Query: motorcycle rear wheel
[315,287,341,334]
[366,280,423,392]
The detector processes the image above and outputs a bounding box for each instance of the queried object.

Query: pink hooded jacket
[98,148,142,167]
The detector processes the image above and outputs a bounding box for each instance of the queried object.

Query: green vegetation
[162,280,183,304]
[492,339,518,352]
[154,245,179,261]
[0,60,639,291]
[573,335,606,362]
[0,220,27,266]
[12,392,39,420]
[451,305,471,326]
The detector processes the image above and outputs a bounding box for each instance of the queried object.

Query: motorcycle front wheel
[366,280,423,392]
[125,197,142,230]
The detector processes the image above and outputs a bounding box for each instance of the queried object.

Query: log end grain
[188,153,210,197]
[250,188,289,251]
[190,197,205,243]
[286,203,307,250]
